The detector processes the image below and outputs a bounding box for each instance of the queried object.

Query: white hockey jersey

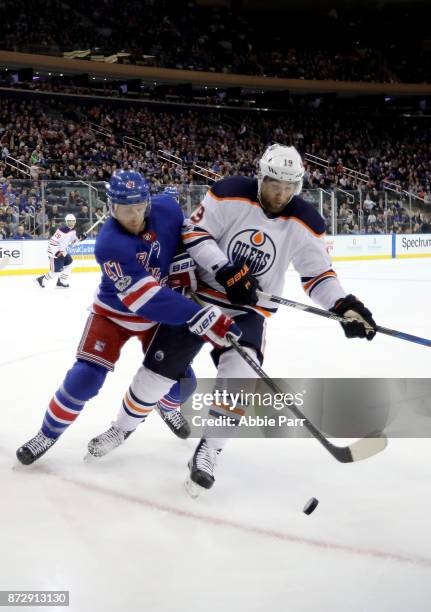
[182,176,347,318]
[47,225,78,258]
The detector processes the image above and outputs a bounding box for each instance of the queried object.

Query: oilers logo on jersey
[227,229,276,276]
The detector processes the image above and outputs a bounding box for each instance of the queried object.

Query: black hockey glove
[215,263,261,306]
[330,294,377,341]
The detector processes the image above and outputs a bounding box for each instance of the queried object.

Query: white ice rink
[1,258,430,612]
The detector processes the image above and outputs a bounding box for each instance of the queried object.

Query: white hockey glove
[188,305,241,349]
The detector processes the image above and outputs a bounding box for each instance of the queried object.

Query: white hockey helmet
[65,213,76,227]
[258,144,305,201]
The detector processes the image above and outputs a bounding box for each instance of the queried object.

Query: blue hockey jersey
[93,194,200,331]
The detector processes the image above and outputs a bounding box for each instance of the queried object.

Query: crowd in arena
[1,0,429,84]
[1,94,430,238]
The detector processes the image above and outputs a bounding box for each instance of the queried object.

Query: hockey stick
[77,214,108,242]
[226,333,387,463]
[257,290,431,348]
[0,256,10,271]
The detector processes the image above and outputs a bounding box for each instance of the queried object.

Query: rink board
[0,239,99,275]
[1,234,430,275]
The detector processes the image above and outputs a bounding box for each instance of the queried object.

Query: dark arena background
[1,1,431,611]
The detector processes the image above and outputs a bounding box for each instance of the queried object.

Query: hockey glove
[215,263,261,305]
[188,305,241,349]
[54,251,66,258]
[330,294,376,341]
[168,252,197,294]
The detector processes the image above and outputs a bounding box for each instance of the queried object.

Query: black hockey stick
[257,290,431,348]
[226,334,387,463]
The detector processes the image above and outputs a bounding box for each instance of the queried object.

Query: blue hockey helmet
[106,170,150,205]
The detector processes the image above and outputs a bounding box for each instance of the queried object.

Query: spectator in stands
[0,205,19,235]
[363,194,375,212]
[12,224,33,239]
[367,212,377,228]
[35,207,49,237]
[0,220,9,239]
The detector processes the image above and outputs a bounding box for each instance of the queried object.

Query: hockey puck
[303,497,319,515]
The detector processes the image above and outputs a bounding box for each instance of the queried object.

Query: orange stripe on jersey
[211,402,246,417]
[198,286,228,300]
[197,286,273,318]
[124,393,153,414]
[303,270,337,291]
[182,231,210,240]
[208,190,260,207]
[207,192,324,236]
[280,216,326,237]
[253,305,273,318]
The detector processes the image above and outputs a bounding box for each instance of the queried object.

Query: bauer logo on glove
[215,262,261,305]
[168,252,197,293]
[188,305,242,349]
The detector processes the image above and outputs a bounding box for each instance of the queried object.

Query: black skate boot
[16,430,57,465]
[86,424,133,459]
[56,279,69,289]
[35,276,45,288]
[156,404,191,439]
[184,438,222,498]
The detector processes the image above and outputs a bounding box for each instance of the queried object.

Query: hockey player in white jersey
[35,214,80,288]
[88,144,377,495]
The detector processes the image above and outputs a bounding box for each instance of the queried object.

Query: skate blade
[12,460,31,471]
[184,476,207,499]
[83,451,99,462]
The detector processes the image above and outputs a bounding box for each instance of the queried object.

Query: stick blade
[348,434,388,462]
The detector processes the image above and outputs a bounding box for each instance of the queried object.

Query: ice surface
[1,259,430,611]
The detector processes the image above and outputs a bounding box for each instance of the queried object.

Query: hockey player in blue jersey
[88,146,377,497]
[16,170,241,465]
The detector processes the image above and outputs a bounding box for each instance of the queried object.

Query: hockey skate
[86,423,133,459]
[156,403,191,439]
[35,276,45,288]
[184,438,221,498]
[56,279,69,289]
[16,430,57,465]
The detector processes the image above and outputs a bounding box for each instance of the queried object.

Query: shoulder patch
[210,176,258,203]
[283,196,326,235]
